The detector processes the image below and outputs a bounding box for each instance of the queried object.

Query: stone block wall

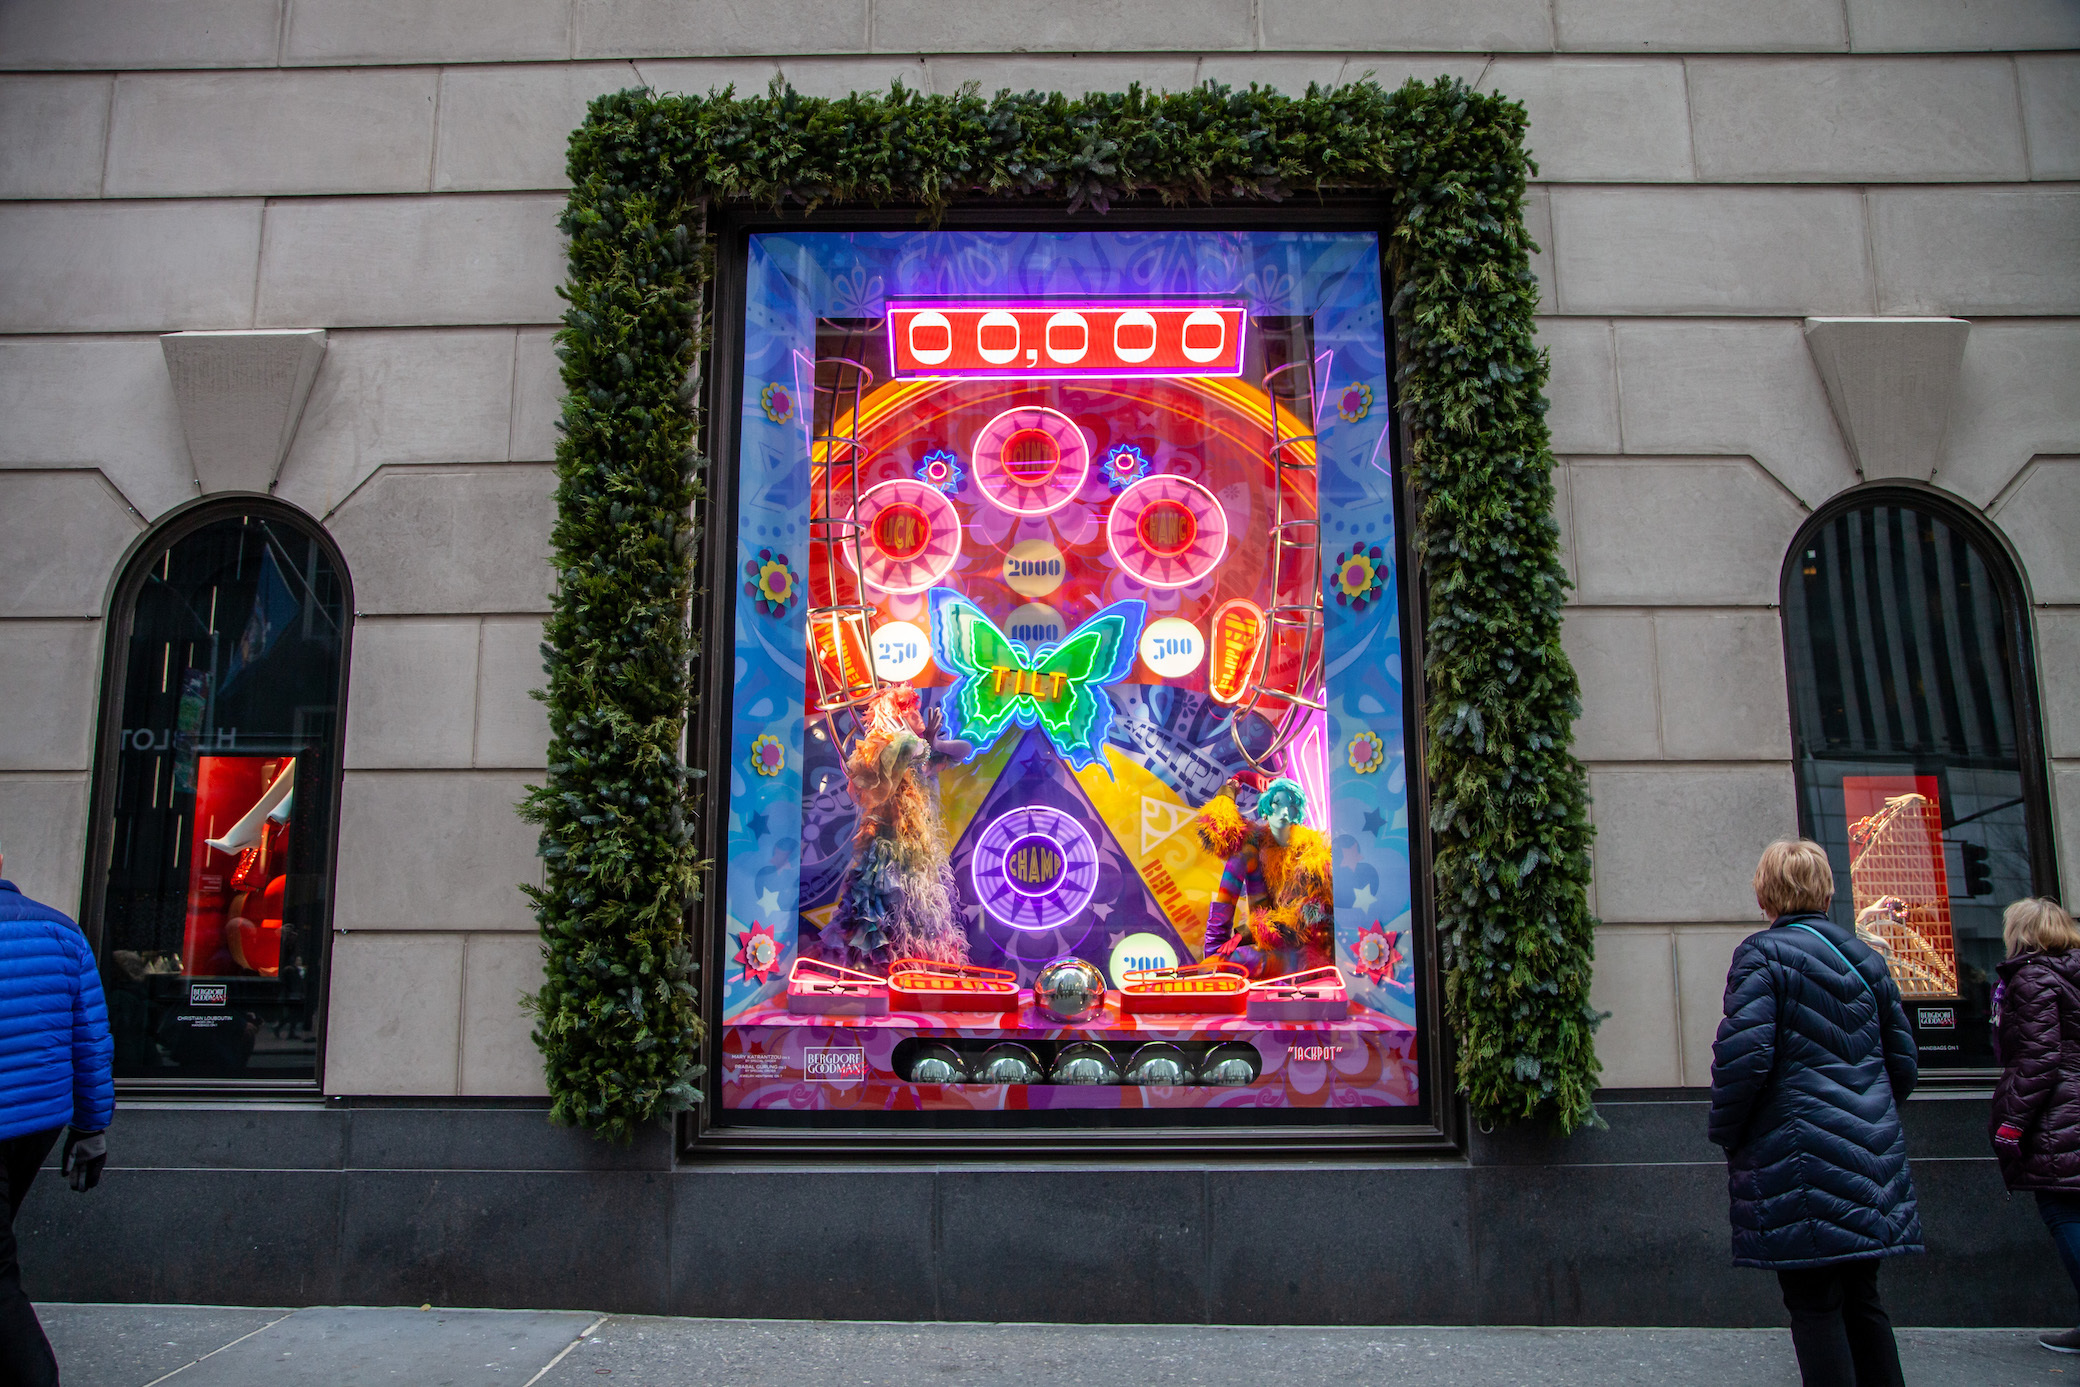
[0,2,2073,1098]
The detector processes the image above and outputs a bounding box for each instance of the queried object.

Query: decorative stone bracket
[160,329,328,495]
[1803,317,1969,484]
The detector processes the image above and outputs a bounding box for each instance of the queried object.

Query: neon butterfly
[926,588,1146,773]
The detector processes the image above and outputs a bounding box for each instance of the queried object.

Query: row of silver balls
[905,1041,1260,1086]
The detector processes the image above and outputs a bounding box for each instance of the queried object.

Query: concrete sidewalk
[36,1304,2067,1386]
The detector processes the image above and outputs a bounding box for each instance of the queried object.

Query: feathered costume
[821,688,972,968]
[1194,780,1335,978]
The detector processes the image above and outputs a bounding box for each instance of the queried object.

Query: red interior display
[182,754,292,978]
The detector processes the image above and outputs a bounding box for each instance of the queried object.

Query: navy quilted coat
[0,880,114,1144]
[1707,912,1923,1269]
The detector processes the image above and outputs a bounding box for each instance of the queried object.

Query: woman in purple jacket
[1991,896,2080,1355]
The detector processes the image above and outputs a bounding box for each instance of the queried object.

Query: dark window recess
[1782,493,2057,1071]
[91,509,350,1083]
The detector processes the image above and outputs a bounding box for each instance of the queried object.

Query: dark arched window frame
[82,495,355,1092]
[1780,480,2059,1074]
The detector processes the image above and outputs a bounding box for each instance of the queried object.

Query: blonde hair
[1753,839,1835,917]
[2005,897,2080,957]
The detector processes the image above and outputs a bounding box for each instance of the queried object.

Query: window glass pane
[1785,501,2036,1068]
[718,227,1420,1130]
[97,513,347,1081]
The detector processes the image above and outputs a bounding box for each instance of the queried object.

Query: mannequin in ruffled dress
[820,688,973,968]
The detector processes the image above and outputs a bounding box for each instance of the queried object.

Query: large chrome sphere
[973,1042,1044,1085]
[1124,1042,1192,1086]
[1033,956,1107,1022]
[906,1042,966,1084]
[1198,1042,1261,1086]
[1050,1041,1122,1085]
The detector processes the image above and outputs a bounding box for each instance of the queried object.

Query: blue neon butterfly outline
[926,588,1146,774]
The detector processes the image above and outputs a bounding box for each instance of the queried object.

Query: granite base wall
[16,1089,2057,1327]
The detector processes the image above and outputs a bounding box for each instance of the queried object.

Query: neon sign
[970,805,1100,930]
[928,588,1146,772]
[888,302,1248,379]
[1206,599,1266,705]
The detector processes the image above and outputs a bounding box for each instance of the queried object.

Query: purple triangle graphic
[949,727,1190,984]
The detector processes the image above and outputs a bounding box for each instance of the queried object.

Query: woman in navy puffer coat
[1710,839,1921,1387]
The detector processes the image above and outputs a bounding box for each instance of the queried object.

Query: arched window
[85,501,352,1085]
[1782,486,2057,1071]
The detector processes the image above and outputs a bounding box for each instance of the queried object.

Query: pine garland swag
[527,76,1604,1140]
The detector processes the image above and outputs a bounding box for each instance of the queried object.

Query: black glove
[61,1128,106,1193]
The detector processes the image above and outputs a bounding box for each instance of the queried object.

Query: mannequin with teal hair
[1192,776,1335,978]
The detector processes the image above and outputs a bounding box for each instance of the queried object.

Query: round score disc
[972,407,1091,516]
[969,805,1099,932]
[1106,475,1229,589]
[849,478,962,594]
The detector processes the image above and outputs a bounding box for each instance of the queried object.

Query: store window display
[716,224,1424,1130]
[1783,492,2058,1071]
[88,507,349,1083]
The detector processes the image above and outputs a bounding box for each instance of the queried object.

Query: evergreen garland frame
[526,77,1603,1143]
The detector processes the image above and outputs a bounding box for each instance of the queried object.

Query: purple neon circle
[970,805,1098,931]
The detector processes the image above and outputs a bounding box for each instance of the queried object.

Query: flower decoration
[1337,382,1372,423]
[749,733,784,777]
[1347,730,1384,775]
[1099,443,1152,493]
[915,449,964,494]
[734,921,782,985]
[744,549,800,617]
[760,382,793,424]
[1332,544,1386,611]
[1353,921,1404,984]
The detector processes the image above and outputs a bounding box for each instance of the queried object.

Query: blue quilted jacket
[0,880,114,1143]
[1707,912,1923,1270]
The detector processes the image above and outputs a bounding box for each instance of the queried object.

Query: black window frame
[679,198,1455,1159]
[1779,479,2060,1081]
[81,494,355,1096]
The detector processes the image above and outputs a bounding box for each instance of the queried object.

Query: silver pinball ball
[1124,1042,1192,1086]
[906,1042,966,1084]
[973,1042,1044,1085]
[1033,955,1108,1022]
[1050,1041,1122,1085]
[1198,1042,1262,1086]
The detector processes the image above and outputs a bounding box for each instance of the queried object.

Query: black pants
[1777,1258,1904,1387]
[0,1128,60,1387]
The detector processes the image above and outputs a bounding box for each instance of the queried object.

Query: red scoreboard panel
[887,302,1249,380]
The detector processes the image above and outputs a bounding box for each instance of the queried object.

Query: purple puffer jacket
[1991,949,2080,1192]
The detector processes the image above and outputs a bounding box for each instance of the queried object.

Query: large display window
[85,504,350,1084]
[1783,489,2059,1071]
[708,219,1429,1137]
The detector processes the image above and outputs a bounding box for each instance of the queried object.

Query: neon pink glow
[1283,712,1331,833]
[886,302,1248,380]
[1105,474,1229,589]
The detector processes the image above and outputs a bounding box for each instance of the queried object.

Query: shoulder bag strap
[1787,922,1874,997]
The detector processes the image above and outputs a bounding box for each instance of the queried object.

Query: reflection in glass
[96,512,347,1081]
[1785,500,2040,1067]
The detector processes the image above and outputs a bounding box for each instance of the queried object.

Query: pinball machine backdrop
[718,229,1419,1124]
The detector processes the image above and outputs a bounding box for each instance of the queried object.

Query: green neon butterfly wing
[926,588,1031,757]
[1030,600,1147,771]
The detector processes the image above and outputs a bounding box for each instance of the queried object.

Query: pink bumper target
[972,407,1091,516]
[850,478,962,594]
[1106,475,1229,589]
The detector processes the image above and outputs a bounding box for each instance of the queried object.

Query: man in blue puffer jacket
[0,840,113,1387]
[1710,838,1922,1387]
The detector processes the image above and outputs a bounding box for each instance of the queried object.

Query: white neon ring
[1105,475,1230,590]
[971,406,1091,517]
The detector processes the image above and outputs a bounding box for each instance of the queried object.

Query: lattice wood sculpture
[1847,793,1958,998]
